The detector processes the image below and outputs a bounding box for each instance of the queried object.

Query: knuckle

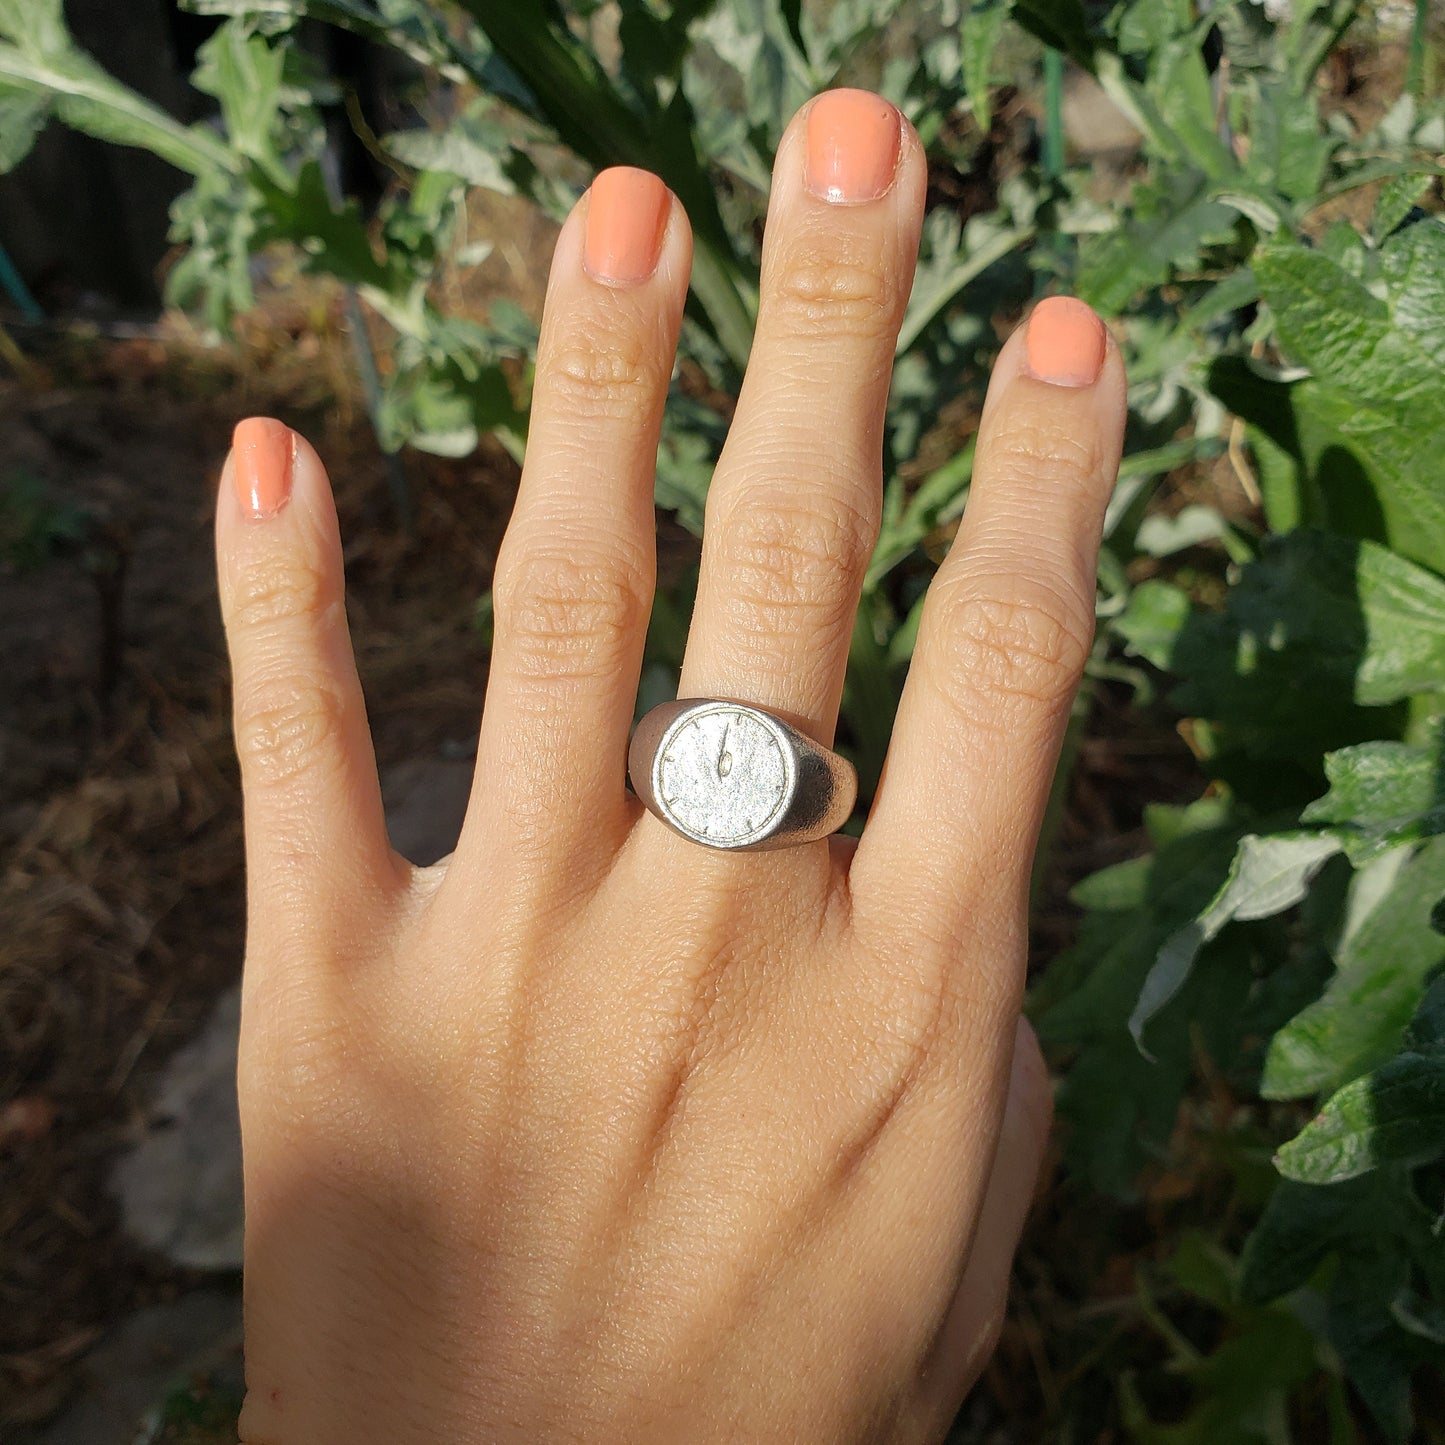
[229,550,334,633]
[235,675,348,788]
[768,242,897,343]
[931,584,1092,726]
[986,414,1110,500]
[544,322,670,420]
[711,490,875,639]
[492,542,650,683]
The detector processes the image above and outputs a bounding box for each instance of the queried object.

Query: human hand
[219,89,1125,1444]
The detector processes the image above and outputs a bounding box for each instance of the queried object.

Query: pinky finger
[916,1018,1052,1430]
[217,419,401,947]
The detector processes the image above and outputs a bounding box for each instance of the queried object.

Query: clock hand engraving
[717,720,733,779]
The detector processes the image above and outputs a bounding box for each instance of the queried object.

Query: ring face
[652,702,796,848]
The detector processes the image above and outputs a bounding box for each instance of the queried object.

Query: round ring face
[654,704,794,847]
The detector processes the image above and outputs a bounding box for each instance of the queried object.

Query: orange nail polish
[584,167,670,286]
[805,89,902,204]
[233,417,294,519]
[1024,297,1106,387]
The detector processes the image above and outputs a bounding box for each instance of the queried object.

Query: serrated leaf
[1130,831,1342,1051]
[1262,837,1445,1098]
[1275,1051,1445,1183]
[1374,171,1432,242]
[253,161,392,290]
[1301,737,1445,862]
[192,24,288,176]
[1241,74,1334,204]
[1255,224,1445,570]
[1077,165,1239,313]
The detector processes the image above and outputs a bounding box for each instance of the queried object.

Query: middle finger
[676,90,926,748]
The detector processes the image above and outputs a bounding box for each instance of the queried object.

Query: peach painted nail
[805,89,902,204]
[233,417,294,519]
[1024,297,1107,387]
[584,167,670,286]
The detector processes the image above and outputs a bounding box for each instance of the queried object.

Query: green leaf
[1374,171,1432,242]
[0,84,50,172]
[1327,1249,1418,1443]
[1275,1051,1445,1182]
[1143,532,1445,786]
[386,124,516,193]
[253,161,393,290]
[1404,973,1445,1054]
[1254,223,1445,571]
[1262,837,1445,1098]
[1010,0,1095,69]
[1239,74,1334,205]
[0,36,234,177]
[1077,165,1239,313]
[0,0,66,54]
[896,208,1033,357]
[184,0,481,82]
[1240,1174,1385,1304]
[1240,1169,1441,1441]
[1300,736,1445,863]
[1130,831,1343,1052]
[961,0,1007,133]
[1113,579,1192,670]
[1033,800,1249,1195]
[192,24,288,178]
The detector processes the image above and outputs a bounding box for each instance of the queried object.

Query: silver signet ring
[629,699,858,851]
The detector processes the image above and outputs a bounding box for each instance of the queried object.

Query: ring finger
[675,90,926,752]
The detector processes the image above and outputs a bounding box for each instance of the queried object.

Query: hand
[219,89,1125,1444]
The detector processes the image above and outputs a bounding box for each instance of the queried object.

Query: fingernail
[584,167,670,286]
[1024,297,1107,387]
[804,88,902,204]
[232,417,294,519]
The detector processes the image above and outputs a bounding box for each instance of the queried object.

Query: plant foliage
[4,0,1444,1436]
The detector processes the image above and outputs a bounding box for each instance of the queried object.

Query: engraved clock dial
[656,706,791,845]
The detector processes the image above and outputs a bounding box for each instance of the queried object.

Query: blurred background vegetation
[2,0,1444,1440]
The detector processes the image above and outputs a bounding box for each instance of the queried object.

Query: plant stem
[0,318,39,383]
[0,242,43,322]
[1408,0,1431,97]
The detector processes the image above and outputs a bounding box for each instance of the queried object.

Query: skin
[218,95,1127,1444]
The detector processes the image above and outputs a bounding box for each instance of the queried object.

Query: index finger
[850,298,1127,961]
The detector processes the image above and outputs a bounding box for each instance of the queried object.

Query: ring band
[628,699,858,851]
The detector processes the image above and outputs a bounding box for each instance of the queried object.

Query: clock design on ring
[655,704,793,846]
